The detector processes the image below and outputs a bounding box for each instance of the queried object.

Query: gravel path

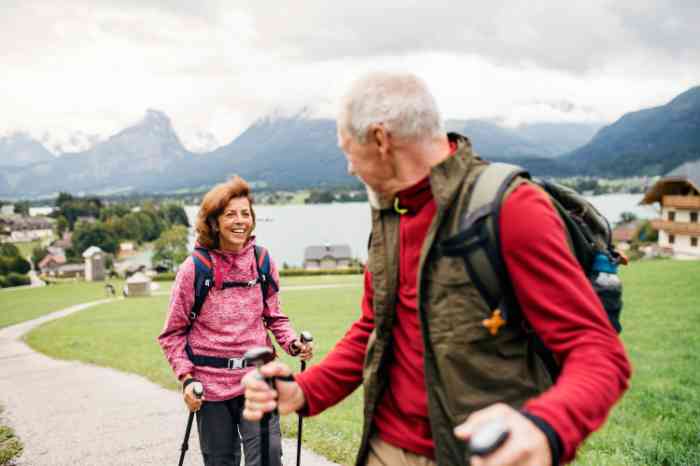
[0,298,339,466]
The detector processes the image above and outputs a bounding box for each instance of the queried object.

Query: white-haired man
[242,72,631,466]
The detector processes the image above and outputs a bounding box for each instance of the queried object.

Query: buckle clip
[247,279,257,288]
[227,358,244,370]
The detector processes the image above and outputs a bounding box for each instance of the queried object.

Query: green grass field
[0,280,126,329]
[16,261,700,465]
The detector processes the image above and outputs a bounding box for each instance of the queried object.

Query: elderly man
[242,72,630,466]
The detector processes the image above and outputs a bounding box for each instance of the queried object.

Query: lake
[186,193,658,267]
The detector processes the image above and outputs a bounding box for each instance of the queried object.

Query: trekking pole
[243,347,276,466]
[468,418,510,458]
[178,381,204,466]
[296,331,313,466]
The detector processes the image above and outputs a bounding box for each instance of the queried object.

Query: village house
[38,253,67,275]
[0,216,54,243]
[1,204,14,216]
[53,263,84,278]
[303,244,352,270]
[641,160,700,259]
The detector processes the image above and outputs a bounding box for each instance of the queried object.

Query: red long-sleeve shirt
[296,180,631,463]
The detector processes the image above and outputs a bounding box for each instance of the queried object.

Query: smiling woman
[195,176,257,251]
[158,175,313,466]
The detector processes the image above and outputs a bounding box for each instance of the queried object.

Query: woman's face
[215,196,254,252]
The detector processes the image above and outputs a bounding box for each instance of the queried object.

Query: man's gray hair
[338,72,444,143]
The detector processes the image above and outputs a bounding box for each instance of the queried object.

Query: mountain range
[1,85,699,198]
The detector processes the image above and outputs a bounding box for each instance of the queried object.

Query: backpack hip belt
[185,343,249,369]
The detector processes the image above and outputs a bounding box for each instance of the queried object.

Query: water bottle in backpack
[591,253,623,332]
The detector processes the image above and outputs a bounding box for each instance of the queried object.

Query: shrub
[152,272,177,282]
[279,267,363,277]
[1,273,30,288]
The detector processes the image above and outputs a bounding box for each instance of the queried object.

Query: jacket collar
[370,133,477,213]
[430,132,477,209]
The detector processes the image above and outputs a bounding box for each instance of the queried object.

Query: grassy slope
[0,280,125,329]
[23,262,700,465]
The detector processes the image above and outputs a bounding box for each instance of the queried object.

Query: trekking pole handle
[299,331,313,372]
[300,331,313,344]
[192,381,204,399]
[469,418,510,457]
[243,347,276,387]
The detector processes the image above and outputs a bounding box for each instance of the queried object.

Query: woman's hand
[291,339,314,361]
[182,377,205,412]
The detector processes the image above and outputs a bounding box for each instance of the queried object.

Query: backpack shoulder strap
[190,247,214,323]
[254,245,279,302]
[440,162,528,315]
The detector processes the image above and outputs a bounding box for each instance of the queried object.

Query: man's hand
[291,339,314,361]
[454,403,551,466]
[242,361,306,421]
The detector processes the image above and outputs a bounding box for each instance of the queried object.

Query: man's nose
[347,160,355,176]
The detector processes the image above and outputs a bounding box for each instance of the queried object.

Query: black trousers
[196,396,282,466]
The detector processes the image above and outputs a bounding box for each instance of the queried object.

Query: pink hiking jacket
[158,238,298,401]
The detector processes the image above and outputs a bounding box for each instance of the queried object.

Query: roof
[38,254,66,269]
[0,215,54,231]
[82,246,103,258]
[612,222,641,242]
[304,244,352,261]
[641,158,700,204]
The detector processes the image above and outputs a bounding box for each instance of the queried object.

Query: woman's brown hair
[195,176,256,249]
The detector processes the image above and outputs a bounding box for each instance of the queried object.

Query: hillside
[564,86,700,176]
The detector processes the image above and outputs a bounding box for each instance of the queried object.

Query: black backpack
[188,245,279,324]
[440,163,625,381]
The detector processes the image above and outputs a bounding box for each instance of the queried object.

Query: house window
[669,234,675,244]
[668,211,675,221]
[692,237,698,248]
[691,212,698,223]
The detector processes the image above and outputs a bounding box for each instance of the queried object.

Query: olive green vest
[356,134,552,466]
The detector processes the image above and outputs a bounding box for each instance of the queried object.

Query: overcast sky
[1,0,698,153]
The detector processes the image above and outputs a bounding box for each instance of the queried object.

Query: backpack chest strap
[220,278,260,289]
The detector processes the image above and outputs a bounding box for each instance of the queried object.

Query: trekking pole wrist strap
[182,378,200,392]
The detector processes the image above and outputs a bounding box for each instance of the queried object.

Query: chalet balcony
[662,195,700,209]
[650,219,700,235]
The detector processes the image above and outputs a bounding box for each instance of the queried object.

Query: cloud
[240,0,699,75]
[0,0,697,153]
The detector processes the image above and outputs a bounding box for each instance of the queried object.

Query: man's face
[337,126,391,194]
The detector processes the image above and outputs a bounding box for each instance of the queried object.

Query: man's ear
[370,123,391,159]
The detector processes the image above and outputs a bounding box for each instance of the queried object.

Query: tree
[163,204,190,227]
[31,246,49,267]
[619,212,638,225]
[55,216,69,237]
[152,225,189,271]
[14,201,30,216]
[0,256,31,275]
[70,221,119,257]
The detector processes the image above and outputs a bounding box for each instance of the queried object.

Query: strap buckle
[227,358,244,370]
[246,279,257,288]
